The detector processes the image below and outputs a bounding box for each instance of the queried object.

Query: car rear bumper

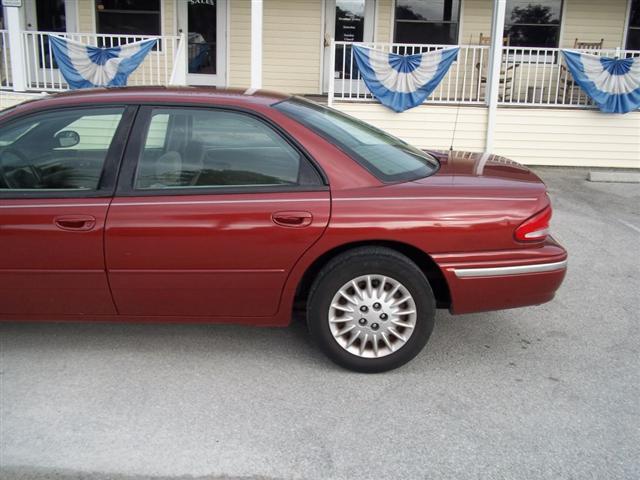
[434,237,568,314]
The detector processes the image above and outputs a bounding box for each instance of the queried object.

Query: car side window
[0,107,125,191]
[134,107,321,190]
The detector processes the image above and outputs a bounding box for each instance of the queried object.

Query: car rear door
[0,106,135,316]
[105,106,330,318]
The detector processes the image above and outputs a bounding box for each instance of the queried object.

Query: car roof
[3,87,291,117]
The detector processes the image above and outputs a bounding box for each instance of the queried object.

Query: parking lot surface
[1,167,639,480]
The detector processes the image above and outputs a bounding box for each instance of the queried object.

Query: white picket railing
[21,31,183,91]
[331,41,489,104]
[330,41,640,109]
[498,47,640,107]
[0,30,12,90]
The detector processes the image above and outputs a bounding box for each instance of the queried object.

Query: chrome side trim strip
[335,196,537,202]
[453,260,568,278]
[0,203,110,209]
[113,198,327,207]
[0,197,534,209]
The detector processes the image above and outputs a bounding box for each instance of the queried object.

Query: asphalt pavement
[1,167,639,480]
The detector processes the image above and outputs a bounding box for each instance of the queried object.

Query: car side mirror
[55,130,80,148]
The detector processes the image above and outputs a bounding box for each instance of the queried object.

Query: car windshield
[273,97,439,183]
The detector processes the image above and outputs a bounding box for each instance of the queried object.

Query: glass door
[24,0,77,86]
[323,0,375,93]
[178,0,227,86]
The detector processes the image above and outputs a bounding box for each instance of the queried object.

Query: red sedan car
[0,87,567,372]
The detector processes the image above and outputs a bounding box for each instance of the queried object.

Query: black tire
[307,247,435,373]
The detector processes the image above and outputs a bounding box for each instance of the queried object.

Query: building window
[627,0,640,50]
[95,0,161,37]
[505,0,563,48]
[394,0,461,45]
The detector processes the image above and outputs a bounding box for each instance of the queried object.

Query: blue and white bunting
[352,45,459,112]
[562,49,640,113]
[49,35,157,89]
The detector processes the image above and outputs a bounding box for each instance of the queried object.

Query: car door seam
[274,189,334,317]
[101,106,141,315]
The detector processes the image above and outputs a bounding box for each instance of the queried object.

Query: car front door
[105,106,330,319]
[0,106,135,317]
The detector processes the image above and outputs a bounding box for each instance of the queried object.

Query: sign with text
[2,0,23,7]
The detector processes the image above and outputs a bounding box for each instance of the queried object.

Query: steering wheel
[0,148,41,189]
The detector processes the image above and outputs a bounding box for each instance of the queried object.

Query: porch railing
[330,41,640,109]
[498,47,640,107]
[20,31,183,91]
[0,30,12,90]
[332,41,489,104]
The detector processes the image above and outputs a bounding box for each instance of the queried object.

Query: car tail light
[515,206,552,242]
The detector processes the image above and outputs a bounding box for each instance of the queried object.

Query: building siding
[459,0,492,44]
[334,103,488,153]
[0,92,47,110]
[77,1,94,33]
[375,0,393,43]
[493,108,640,168]
[333,103,640,168]
[262,0,323,94]
[560,0,628,48]
[162,0,176,36]
[228,0,251,88]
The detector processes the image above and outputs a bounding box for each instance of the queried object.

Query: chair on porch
[475,33,518,101]
[558,38,605,103]
[477,33,509,46]
[573,38,605,50]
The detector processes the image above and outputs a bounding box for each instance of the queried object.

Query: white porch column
[484,0,507,153]
[5,4,27,92]
[250,0,263,89]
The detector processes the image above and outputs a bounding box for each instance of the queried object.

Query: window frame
[504,0,565,48]
[0,105,137,200]
[625,0,640,50]
[95,0,162,38]
[393,0,462,45]
[116,105,329,197]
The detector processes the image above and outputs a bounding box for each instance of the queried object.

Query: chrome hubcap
[328,274,417,358]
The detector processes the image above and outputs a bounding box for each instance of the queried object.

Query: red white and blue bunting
[562,50,640,113]
[352,45,459,113]
[49,35,157,89]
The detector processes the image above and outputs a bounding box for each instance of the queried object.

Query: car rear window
[273,97,439,183]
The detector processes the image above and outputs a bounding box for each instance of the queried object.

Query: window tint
[394,0,461,45]
[505,0,563,47]
[0,108,124,191]
[135,108,321,190]
[274,97,439,183]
